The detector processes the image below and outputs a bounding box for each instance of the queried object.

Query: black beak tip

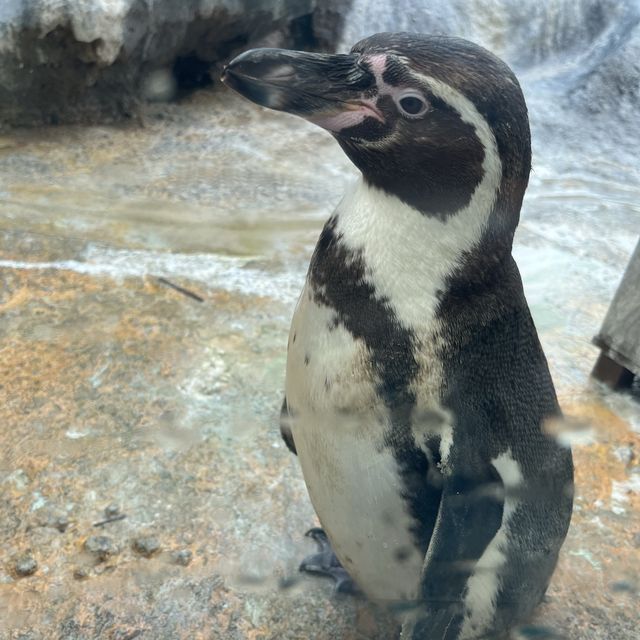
[220,54,255,88]
[220,63,243,90]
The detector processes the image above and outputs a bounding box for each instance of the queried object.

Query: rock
[171,549,193,566]
[569,9,640,123]
[53,514,70,532]
[14,555,38,577]
[0,0,317,127]
[610,580,637,594]
[84,535,120,562]
[132,535,161,558]
[309,0,352,51]
[73,567,90,580]
[35,509,70,532]
[592,240,640,379]
[512,625,565,639]
[104,504,120,518]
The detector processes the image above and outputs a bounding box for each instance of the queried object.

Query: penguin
[222,33,574,640]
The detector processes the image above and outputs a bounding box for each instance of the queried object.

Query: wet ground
[0,88,639,639]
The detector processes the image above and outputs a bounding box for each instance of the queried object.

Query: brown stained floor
[0,268,399,640]
[0,90,639,639]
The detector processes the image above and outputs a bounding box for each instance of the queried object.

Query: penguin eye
[396,92,429,118]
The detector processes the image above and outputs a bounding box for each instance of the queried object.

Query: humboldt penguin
[222,32,573,640]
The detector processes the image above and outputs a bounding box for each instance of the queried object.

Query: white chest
[285,288,425,602]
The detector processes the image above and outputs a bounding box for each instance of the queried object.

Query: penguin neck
[332,175,507,331]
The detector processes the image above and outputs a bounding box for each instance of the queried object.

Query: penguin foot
[299,528,358,595]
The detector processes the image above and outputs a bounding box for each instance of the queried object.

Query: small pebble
[84,535,119,562]
[171,549,193,566]
[73,567,89,580]
[15,556,38,577]
[132,536,161,558]
[54,515,70,532]
[610,580,637,593]
[514,625,564,639]
[104,504,120,518]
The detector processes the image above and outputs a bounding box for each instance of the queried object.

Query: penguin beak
[221,48,384,133]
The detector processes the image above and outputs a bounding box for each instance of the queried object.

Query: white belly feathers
[286,286,424,602]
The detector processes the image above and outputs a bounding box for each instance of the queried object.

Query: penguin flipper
[279,396,297,454]
[402,458,504,640]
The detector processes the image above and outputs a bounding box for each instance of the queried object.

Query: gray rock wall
[594,239,640,377]
[569,14,640,123]
[0,0,319,127]
[311,0,349,51]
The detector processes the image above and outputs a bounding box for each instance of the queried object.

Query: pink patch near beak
[310,102,384,133]
[310,53,389,134]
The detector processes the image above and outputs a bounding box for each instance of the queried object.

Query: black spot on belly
[381,510,394,525]
[309,217,442,552]
[394,546,412,563]
[293,332,297,344]
[304,354,310,365]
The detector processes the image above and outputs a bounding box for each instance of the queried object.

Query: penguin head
[223,32,530,226]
